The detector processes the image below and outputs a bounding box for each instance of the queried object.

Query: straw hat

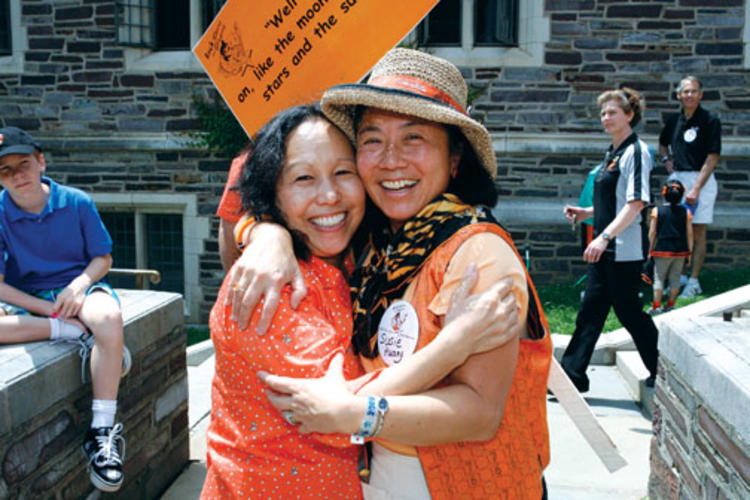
[321,48,497,179]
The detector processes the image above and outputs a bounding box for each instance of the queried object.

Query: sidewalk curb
[187,339,214,366]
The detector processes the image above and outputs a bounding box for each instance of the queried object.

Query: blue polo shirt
[0,177,112,291]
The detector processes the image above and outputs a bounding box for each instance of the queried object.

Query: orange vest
[365,223,552,499]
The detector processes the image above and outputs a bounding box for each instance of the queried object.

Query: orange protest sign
[194,0,438,137]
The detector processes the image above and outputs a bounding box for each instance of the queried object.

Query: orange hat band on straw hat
[369,75,468,117]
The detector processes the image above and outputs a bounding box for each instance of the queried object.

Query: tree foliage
[192,96,249,158]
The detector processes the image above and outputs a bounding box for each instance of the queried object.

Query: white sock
[48,318,84,341]
[91,399,117,429]
[688,277,700,285]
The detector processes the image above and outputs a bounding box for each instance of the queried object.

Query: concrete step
[187,350,214,429]
[161,349,213,498]
[186,338,215,367]
[551,284,750,367]
[160,462,207,500]
[615,351,655,419]
[545,365,652,499]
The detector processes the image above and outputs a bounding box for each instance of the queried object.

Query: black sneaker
[645,376,656,388]
[82,423,125,492]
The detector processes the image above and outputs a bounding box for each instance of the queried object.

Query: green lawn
[187,267,749,344]
[187,325,211,347]
[537,266,750,335]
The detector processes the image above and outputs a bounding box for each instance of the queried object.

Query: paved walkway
[162,339,653,500]
[546,364,652,499]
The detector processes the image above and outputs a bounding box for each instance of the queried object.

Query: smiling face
[355,108,460,232]
[678,78,702,115]
[275,118,364,267]
[600,99,634,143]
[0,152,45,197]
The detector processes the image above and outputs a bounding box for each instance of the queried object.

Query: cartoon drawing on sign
[204,21,254,78]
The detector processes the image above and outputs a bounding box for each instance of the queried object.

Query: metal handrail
[108,268,161,289]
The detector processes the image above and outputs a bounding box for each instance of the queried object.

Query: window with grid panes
[100,211,184,295]
[145,214,184,293]
[418,0,518,47]
[115,0,154,48]
[100,211,138,289]
[0,0,11,56]
[116,0,226,49]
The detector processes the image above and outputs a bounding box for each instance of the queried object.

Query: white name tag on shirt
[683,127,697,143]
[377,300,419,366]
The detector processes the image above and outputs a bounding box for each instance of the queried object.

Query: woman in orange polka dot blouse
[201,105,518,499]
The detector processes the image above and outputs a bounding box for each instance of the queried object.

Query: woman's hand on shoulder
[226,222,306,333]
[442,263,520,358]
[259,353,361,434]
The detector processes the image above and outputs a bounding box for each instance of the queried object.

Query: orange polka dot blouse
[202,256,364,499]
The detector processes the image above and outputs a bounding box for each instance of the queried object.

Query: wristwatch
[601,231,612,242]
[660,155,671,164]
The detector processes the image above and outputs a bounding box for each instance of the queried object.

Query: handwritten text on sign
[194,0,438,137]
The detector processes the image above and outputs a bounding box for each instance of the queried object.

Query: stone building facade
[1,0,748,322]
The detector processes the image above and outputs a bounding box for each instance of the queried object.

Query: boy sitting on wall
[0,126,129,492]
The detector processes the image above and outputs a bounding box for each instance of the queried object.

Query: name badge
[683,127,697,143]
[377,300,419,366]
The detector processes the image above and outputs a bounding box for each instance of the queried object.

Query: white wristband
[350,396,378,444]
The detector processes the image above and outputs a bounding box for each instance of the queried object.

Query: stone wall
[466,0,750,138]
[0,290,188,498]
[1,0,748,320]
[649,315,750,500]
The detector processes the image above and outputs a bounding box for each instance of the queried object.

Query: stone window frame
[406,0,549,67]
[120,0,213,72]
[0,0,25,74]
[91,192,210,323]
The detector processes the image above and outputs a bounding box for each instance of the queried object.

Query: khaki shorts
[668,171,717,224]
[653,256,685,291]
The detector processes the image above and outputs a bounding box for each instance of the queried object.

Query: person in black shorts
[658,76,721,299]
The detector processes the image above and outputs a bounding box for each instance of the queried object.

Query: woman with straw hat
[231,48,552,499]
[202,104,518,499]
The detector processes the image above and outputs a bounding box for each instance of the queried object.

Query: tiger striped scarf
[350,193,499,358]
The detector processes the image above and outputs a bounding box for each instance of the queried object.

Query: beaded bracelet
[371,397,389,438]
[351,396,378,444]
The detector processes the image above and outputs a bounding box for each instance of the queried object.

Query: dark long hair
[444,125,498,207]
[239,104,332,260]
